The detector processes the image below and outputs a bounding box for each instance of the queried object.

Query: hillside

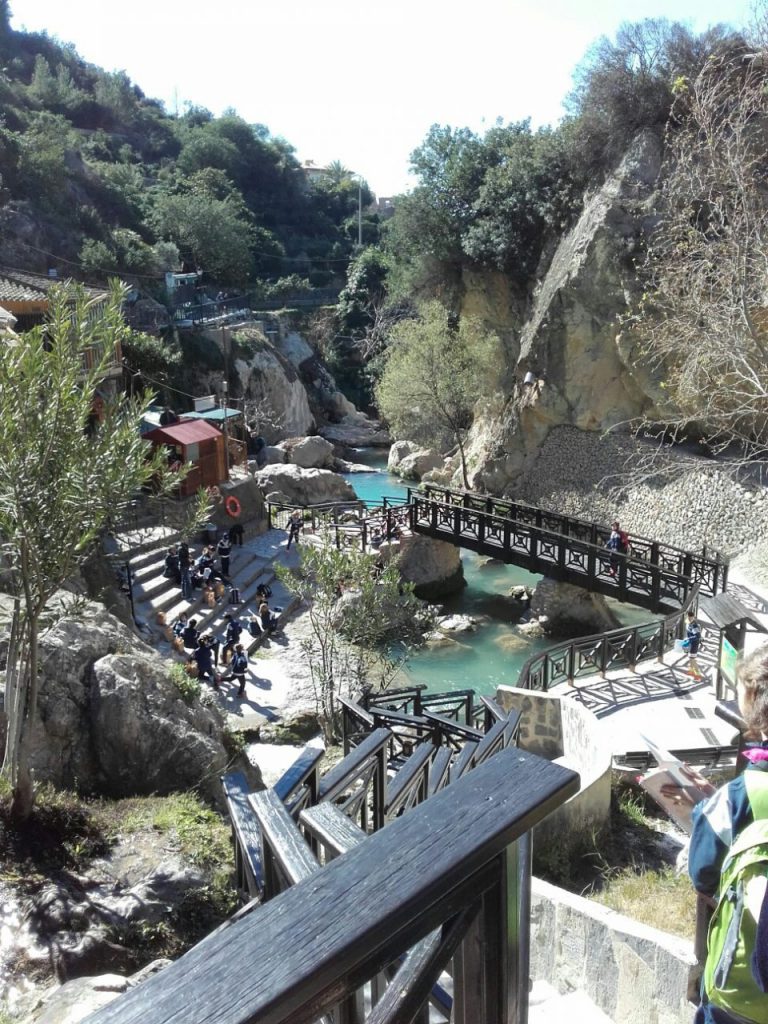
[0,1,378,296]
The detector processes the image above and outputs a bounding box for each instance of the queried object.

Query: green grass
[592,866,696,938]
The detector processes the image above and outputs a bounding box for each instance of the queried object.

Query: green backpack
[704,773,768,1023]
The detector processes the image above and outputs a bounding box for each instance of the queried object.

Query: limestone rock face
[0,599,242,804]
[396,449,443,481]
[254,464,357,506]
[233,344,315,441]
[388,440,417,472]
[529,579,621,639]
[463,131,667,493]
[280,435,335,469]
[396,534,465,599]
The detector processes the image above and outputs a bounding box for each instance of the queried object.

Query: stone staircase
[130,541,300,664]
[529,981,615,1023]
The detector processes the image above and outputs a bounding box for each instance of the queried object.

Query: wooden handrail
[83,749,579,1024]
[517,584,701,691]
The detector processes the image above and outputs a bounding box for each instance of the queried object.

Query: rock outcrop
[255,464,357,506]
[387,442,443,481]
[279,435,335,469]
[0,598,247,804]
[393,534,465,599]
[529,579,621,639]
[462,131,667,494]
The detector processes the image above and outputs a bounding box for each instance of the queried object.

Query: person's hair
[189,618,197,628]
[224,612,232,621]
[739,646,768,734]
[686,610,695,619]
[612,521,620,529]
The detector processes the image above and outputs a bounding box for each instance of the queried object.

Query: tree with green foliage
[0,284,203,820]
[275,538,425,743]
[376,302,501,489]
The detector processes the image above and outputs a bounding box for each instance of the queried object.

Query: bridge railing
[517,585,700,691]
[408,490,726,611]
[415,483,729,594]
[268,499,410,548]
[83,750,578,1024]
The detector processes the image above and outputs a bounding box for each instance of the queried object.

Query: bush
[169,661,200,705]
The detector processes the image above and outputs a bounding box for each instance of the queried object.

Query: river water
[343,450,655,698]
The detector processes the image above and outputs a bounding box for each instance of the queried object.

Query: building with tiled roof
[0,268,107,332]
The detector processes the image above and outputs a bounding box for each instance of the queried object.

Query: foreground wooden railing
[83,749,579,1024]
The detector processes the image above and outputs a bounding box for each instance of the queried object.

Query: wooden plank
[86,749,579,1024]
[427,746,453,796]
[273,743,324,805]
[250,789,319,889]
[338,694,375,728]
[317,727,391,803]
[472,719,508,767]
[384,742,433,818]
[221,771,263,896]
[299,803,366,858]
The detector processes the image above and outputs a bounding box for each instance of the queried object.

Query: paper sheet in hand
[636,734,711,834]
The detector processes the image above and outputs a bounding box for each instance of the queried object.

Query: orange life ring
[225,495,241,518]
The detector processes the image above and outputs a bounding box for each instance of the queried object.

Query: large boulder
[396,449,443,481]
[320,413,391,448]
[280,435,335,469]
[254,464,357,506]
[232,338,315,442]
[395,534,465,599]
[529,578,621,639]
[387,440,417,472]
[0,598,250,804]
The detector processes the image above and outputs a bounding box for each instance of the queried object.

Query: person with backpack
[606,520,631,576]
[683,610,705,680]
[687,645,768,1023]
[222,643,249,697]
[221,612,243,663]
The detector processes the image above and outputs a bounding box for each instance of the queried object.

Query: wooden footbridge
[270,483,728,615]
[83,690,578,1024]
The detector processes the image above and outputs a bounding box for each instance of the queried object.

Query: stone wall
[513,425,768,571]
[495,685,611,840]
[531,877,697,1024]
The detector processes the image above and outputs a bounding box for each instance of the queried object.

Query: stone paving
[549,567,768,764]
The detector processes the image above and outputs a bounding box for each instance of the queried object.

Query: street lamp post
[357,177,362,248]
[221,325,230,479]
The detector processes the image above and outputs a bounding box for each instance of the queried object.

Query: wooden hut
[144,418,226,496]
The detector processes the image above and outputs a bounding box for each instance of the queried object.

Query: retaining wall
[531,877,697,1024]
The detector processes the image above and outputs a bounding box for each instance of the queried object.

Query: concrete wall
[495,685,611,839]
[531,877,697,1024]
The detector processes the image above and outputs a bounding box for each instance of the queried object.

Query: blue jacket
[686,619,703,655]
[689,756,768,898]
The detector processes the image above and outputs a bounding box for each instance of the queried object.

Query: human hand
[659,764,716,802]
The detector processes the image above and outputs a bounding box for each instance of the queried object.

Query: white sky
[9,0,755,197]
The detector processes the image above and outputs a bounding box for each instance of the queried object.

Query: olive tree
[276,536,426,743]
[0,283,193,819]
[376,301,501,489]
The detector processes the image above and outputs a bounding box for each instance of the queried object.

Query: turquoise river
[342,450,654,697]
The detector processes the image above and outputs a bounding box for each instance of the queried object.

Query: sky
[9,0,756,197]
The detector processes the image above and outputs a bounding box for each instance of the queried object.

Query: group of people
[170,582,281,697]
[164,535,234,601]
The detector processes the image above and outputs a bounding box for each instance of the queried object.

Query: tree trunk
[456,435,470,490]
[1,605,37,821]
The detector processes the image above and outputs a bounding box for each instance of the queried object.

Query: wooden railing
[517,585,700,691]
[416,483,728,595]
[409,489,727,613]
[84,749,578,1024]
[268,496,409,547]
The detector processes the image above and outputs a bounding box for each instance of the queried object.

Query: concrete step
[529,981,614,1024]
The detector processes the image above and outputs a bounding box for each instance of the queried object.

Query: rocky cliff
[460,132,669,495]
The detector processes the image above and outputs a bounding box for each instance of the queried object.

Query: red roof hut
[144,418,226,496]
